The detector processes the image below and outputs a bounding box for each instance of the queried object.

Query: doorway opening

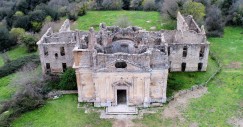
[117,90,127,105]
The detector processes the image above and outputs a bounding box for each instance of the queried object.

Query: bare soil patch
[228,118,243,127]
[162,87,208,123]
[226,62,242,69]
[112,119,136,127]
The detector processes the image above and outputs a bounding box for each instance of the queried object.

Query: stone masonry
[37,12,210,108]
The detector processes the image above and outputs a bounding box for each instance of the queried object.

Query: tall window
[199,46,205,58]
[168,46,170,56]
[60,47,65,56]
[46,63,51,73]
[62,63,67,72]
[44,46,48,56]
[181,63,186,72]
[198,63,203,71]
[182,46,187,57]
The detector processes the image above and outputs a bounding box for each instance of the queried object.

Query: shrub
[14,11,24,17]
[58,68,77,90]
[21,34,38,52]
[29,10,46,22]
[114,15,131,28]
[31,21,43,33]
[0,55,39,78]
[143,0,157,11]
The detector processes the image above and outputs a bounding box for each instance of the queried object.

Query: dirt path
[162,87,208,123]
[112,119,135,127]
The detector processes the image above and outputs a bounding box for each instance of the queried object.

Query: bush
[122,0,131,10]
[21,34,38,52]
[58,68,77,90]
[0,55,39,78]
[114,15,131,28]
[143,0,157,11]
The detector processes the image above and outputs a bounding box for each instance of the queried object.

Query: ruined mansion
[37,12,209,113]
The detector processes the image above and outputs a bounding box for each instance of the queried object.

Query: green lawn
[0,74,16,102]
[74,11,175,31]
[136,27,243,126]
[12,95,112,127]
[0,45,36,67]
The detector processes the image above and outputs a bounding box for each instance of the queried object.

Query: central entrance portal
[117,90,127,105]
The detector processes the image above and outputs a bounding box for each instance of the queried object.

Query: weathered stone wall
[168,43,209,71]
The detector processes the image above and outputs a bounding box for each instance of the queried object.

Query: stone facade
[37,12,210,108]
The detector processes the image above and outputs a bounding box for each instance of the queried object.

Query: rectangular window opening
[181,63,186,72]
[44,46,48,56]
[62,63,67,72]
[168,47,170,56]
[199,46,205,58]
[198,63,203,71]
[60,47,65,56]
[183,46,187,57]
[46,63,51,73]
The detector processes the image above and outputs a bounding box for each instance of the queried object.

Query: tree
[0,25,16,52]
[161,0,187,19]
[21,34,37,52]
[10,28,26,43]
[130,0,143,10]
[122,0,131,10]
[13,16,31,30]
[205,5,224,37]
[59,68,77,90]
[143,0,157,11]
[182,0,206,24]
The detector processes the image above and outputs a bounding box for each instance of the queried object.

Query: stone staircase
[106,105,138,115]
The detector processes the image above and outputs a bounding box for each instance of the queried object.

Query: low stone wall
[167,51,222,102]
[47,90,78,99]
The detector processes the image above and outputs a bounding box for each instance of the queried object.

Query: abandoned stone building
[37,12,209,114]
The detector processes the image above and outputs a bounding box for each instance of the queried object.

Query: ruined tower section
[37,19,83,75]
[168,12,210,72]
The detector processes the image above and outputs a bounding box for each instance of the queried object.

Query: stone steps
[106,105,138,115]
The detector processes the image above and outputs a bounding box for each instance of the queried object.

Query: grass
[12,95,112,127]
[0,45,36,67]
[0,74,16,102]
[167,58,218,97]
[135,26,243,126]
[74,11,176,31]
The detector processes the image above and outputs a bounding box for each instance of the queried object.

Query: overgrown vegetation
[0,63,48,127]
[0,55,39,78]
